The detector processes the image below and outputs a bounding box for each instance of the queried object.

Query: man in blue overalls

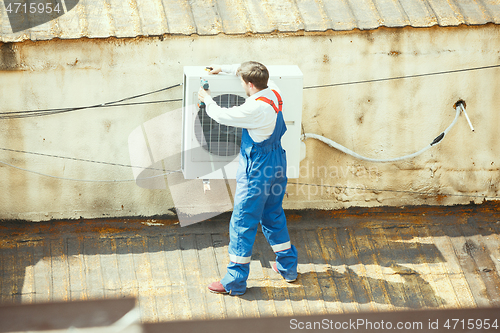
[198,61,298,296]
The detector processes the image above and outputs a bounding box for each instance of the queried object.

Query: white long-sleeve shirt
[204,64,282,143]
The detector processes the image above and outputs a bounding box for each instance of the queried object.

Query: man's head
[237,61,269,96]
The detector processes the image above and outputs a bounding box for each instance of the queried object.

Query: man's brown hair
[236,61,269,90]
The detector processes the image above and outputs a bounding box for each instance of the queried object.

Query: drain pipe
[455,100,474,132]
[302,101,470,163]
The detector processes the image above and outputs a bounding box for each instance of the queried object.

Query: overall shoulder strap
[256,89,283,113]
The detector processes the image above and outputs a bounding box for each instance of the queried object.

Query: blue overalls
[220,90,298,295]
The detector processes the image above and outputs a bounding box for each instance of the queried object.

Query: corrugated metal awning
[1,0,500,43]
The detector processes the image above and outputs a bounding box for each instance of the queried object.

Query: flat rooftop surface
[1,202,500,322]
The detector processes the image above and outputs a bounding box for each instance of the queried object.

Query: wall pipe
[301,103,464,163]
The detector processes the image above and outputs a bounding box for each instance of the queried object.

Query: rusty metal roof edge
[2,0,500,43]
[1,21,499,44]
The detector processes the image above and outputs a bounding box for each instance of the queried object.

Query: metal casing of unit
[182,65,303,179]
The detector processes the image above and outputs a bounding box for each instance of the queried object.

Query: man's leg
[220,215,258,295]
[219,170,268,295]
[260,179,298,282]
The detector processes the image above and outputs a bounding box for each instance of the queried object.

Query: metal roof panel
[214,0,252,34]
[108,0,143,38]
[0,0,499,42]
[135,0,169,36]
[480,0,500,24]
[373,0,410,27]
[295,0,332,31]
[190,0,223,35]
[82,0,114,38]
[57,5,85,39]
[322,0,357,31]
[242,0,275,33]
[261,0,305,32]
[453,0,490,25]
[425,0,463,26]
[26,17,55,41]
[348,0,382,30]
[162,0,197,35]
[398,0,438,27]
[0,6,7,37]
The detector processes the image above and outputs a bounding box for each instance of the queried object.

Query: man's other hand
[198,87,211,103]
[207,65,222,74]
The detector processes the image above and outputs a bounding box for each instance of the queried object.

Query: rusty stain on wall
[0,43,18,70]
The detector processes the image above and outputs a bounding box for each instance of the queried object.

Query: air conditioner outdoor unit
[182,65,303,180]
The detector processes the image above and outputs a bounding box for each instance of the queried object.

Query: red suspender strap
[256,97,279,113]
[273,90,283,112]
[256,89,283,113]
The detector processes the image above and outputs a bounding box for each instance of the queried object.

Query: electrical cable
[0,84,184,180]
[303,64,500,90]
[0,84,182,119]
[0,99,183,119]
[102,99,183,107]
[4,83,182,114]
[0,147,168,171]
[0,159,181,182]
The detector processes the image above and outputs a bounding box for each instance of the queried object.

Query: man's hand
[198,87,211,103]
[207,65,222,75]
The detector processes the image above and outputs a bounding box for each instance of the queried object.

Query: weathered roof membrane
[1,0,500,42]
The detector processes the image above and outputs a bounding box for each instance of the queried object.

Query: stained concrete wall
[0,24,499,221]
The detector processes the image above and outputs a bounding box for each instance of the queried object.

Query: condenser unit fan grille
[195,94,245,157]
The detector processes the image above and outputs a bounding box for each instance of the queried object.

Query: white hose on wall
[301,104,463,163]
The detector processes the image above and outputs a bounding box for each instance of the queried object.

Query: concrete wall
[0,24,499,221]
